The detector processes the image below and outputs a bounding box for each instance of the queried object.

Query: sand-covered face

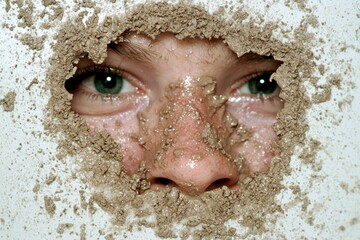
[66,32,283,195]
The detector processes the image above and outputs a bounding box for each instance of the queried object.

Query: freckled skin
[70,32,283,195]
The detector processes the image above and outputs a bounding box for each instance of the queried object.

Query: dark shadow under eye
[248,72,278,95]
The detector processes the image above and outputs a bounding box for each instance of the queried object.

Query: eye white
[237,82,251,94]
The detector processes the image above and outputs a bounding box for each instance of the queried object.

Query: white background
[0,0,359,239]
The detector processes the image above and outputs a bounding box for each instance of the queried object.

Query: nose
[147,96,240,195]
[148,148,240,195]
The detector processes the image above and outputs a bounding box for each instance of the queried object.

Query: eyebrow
[108,41,157,63]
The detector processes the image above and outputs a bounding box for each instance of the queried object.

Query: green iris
[94,72,123,94]
[248,72,278,95]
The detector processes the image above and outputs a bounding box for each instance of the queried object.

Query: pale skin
[66,32,284,195]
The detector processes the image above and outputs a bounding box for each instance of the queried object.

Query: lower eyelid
[76,86,143,101]
[72,91,149,116]
[227,95,283,116]
[73,88,100,102]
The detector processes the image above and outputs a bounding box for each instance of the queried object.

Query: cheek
[81,113,145,175]
[71,94,150,175]
[240,127,278,173]
[227,97,282,173]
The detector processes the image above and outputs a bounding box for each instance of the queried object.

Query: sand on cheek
[81,113,146,174]
[226,99,280,172]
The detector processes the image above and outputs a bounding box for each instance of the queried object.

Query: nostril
[205,178,232,192]
[152,177,172,186]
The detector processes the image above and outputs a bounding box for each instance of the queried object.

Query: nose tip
[147,153,239,195]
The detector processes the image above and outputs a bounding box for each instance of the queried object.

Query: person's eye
[237,72,279,96]
[65,66,136,96]
[65,66,147,116]
[82,70,135,95]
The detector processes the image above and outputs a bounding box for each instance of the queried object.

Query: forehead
[123,32,237,61]
[119,32,278,65]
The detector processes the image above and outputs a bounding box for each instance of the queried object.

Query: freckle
[114,120,122,128]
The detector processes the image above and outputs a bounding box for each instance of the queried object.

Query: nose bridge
[165,76,224,130]
[159,77,224,150]
[174,101,208,140]
[146,76,240,195]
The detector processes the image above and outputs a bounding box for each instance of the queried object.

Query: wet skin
[66,32,283,195]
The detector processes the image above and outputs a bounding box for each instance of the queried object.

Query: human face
[65,32,283,195]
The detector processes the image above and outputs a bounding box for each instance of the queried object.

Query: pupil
[252,73,277,94]
[103,75,116,88]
